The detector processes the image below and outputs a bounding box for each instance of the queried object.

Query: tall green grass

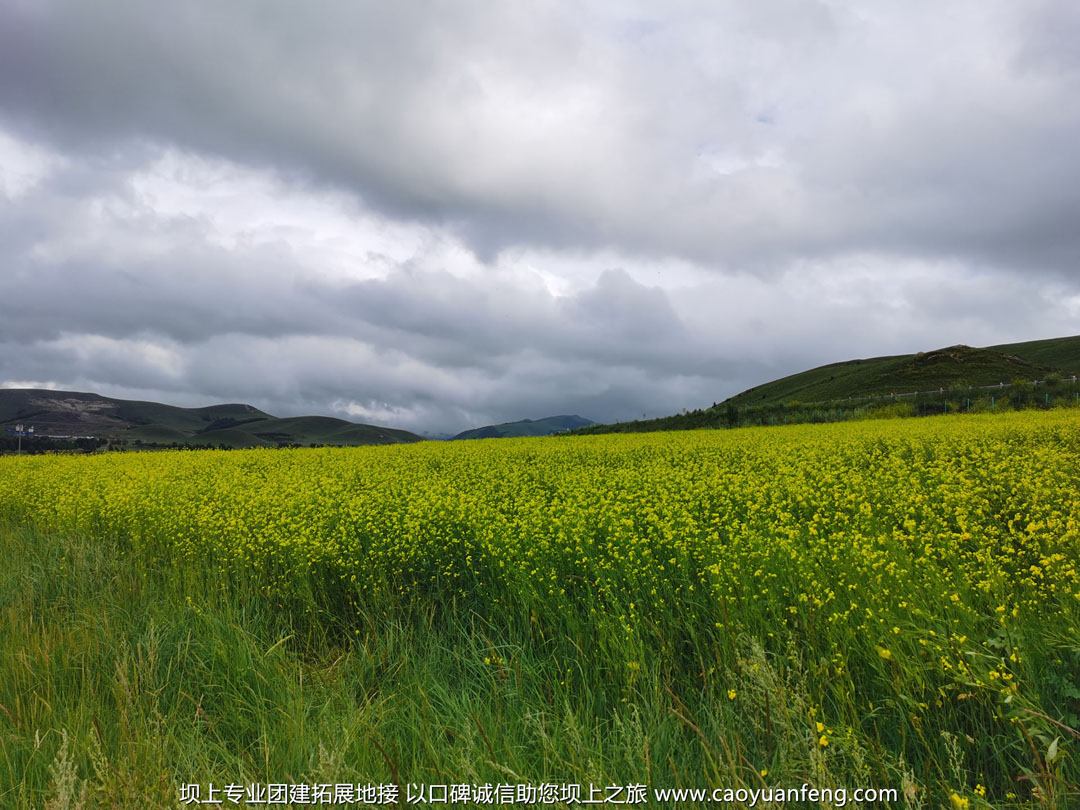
[0,520,751,809]
[3,518,1077,809]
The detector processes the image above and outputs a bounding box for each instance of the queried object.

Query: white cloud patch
[0,130,64,199]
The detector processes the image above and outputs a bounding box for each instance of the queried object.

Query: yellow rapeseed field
[2,410,1079,801]
[2,412,1077,629]
[3,410,1079,678]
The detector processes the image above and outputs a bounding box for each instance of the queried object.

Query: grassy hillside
[0,389,422,449]
[182,427,271,449]
[231,415,421,447]
[124,424,194,444]
[989,334,1080,371]
[726,343,1066,408]
[453,414,594,440]
[573,335,1080,437]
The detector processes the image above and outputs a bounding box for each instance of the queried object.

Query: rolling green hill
[574,334,1080,435]
[0,389,422,448]
[181,427,271,449]
[723,335,1080,408]
[225,415,421,447]
[725,343,1068,408]
[453,414,594,440]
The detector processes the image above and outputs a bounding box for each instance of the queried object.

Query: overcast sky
[2,1,1078,435]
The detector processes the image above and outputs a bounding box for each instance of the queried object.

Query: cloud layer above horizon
[2,1,1079,433]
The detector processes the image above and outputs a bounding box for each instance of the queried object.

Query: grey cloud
[316,266,708,376]
[3,1,1078,273]
[1015,1,1080,75]
[1,165,745,430]
[3,155,716,377]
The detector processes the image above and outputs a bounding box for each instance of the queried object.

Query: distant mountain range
[452,414,594,440]
[0,389,421,448]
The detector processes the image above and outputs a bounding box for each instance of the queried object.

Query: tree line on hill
[0,435,109,455]
[571,376,1080,435]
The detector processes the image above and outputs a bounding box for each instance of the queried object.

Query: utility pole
[12,424,32,455]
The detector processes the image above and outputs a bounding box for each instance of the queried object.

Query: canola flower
[4,412,1076,620]
[1,409,1078,795]
[1,412,1078,643]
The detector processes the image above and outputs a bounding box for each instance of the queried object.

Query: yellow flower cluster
[1,411,1077,691]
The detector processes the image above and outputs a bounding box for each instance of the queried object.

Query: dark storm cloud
[315,266,707,375]
[0,163,714,381]
[0,1,611,241]
[3,1,1078,272]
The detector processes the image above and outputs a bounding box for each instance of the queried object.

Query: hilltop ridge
[453,414,594,440]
